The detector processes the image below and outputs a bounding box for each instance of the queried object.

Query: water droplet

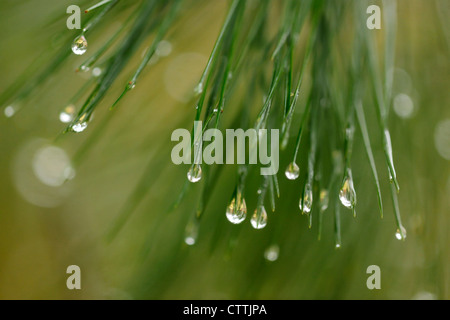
[72,35,88,55]
[185,235,196,245]
[319,189,329,212]
[187,164,202,183]
[184,221,198,246]
[4,105,15,118]
[395,225,407,240]
[71,114,88,133]
[250,206,267,229]
[127,81,136,90]
[299,183,313,214]
[264,245,279,261]
[285,162,299,180]
[79,65,90,72]
[226,193,247,224]
[339,169,356,209]
[335,243,341,249]
[59,105,75,123]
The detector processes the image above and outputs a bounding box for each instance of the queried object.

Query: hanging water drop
[184,220,198,246]
[264,245,279,262]
[72,35,88,55]
[299,183,313,214]
[395,225,407,240]
[226,193,247,224]
[187,164,202,183]
[59,105,75,123]
[250,205,267,230]
[127,81,136,90]
[339,169,356,209]
[79,65,90,72]
[71,114,88,133]
[285,162,299,180]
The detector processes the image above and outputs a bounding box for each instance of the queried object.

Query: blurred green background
[0,0,449,299]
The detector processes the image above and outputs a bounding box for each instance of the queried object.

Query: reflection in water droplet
[226,192,247,224]
[264,245,279,262]
[299,183,313,214]
[187,164,202,183]
[339,169,356,209]
[4,105,15,118]
[72,35,88,55]
[393,93,414,119]
[395,225,407,240]
[285,162,299,180]
[59,105,75,123]
[71,120,88,133]
[250,206,267,229]
[434,119,450,160]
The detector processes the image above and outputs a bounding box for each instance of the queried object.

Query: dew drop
[184,221,198,246]
[127,81,136,90]
[72,35,88,55]
[250,206,267,230]
[264,245,279,262]
[79,65,90,72]
[299,183,313,214]
[226,193,247,224]
[285,162,299,180]
[184,235,196,246]
[395,225,407,240]
[339,169,356,209]
[59,105,75,123]
[187,164,202,183]
[71,114,88,133]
